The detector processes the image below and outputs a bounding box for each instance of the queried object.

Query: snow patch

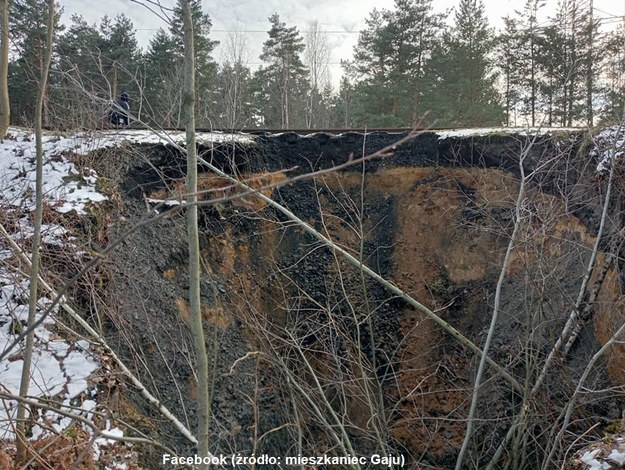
[147,197,182,207]
[593,125,625,173]
[75,128,255,149]
[0,129,108,215]
[0,126,209,464]
[436,126,582,140]
[0,276,99,439]
[581,449,612,469]
[607,449,625,465]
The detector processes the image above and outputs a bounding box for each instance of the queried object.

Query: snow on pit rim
[436,126,584,140]
[89,128,256,147]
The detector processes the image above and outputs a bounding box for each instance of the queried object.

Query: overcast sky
[56,0,625,87]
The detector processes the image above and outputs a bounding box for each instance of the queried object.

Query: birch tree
[216,23,254,129]
[15,0,55,464]
[181,0,210,465]
[303,19,331,128]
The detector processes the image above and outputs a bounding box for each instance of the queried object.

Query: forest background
[7,0,625,130]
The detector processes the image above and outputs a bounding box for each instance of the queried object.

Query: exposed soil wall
[92,130,624,468]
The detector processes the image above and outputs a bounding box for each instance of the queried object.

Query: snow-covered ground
[0,128,110,443]
[0,131,108,213]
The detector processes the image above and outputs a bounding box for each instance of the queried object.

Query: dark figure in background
[109,92,130,127]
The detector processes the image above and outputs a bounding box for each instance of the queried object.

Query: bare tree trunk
[530,33,536,127]
[568,1,577,128]
[43,87,49,128]
[113,63,118,100]
[181,0,210,465]
[586,0,594,127]
[15,0,55,464]
[303,20,331,129]
[283,60,290,129]
[0,0,8,136]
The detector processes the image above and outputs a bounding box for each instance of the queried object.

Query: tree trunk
[113,64,118,100]
[530,34,536,127]
[586,0,594,127]
[505,63,511,126]
[0,0,9,136]
[181,0,210,466]
[568,1,577,127]
[283,61,290,128]
[15,0,55,464]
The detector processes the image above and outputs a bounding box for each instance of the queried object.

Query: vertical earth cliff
[87,130,624,469]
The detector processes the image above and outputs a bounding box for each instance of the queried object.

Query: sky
[56,0,625,88]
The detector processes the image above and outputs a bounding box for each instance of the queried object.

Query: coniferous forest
[6,0,625,130]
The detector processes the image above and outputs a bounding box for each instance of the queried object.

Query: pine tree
[53,15,106,127]
[535,22,565,126]
[496,16,524,125]
[427,0,502,126]
[8,0,63,126]
[317,82,335,128]
[255,13,308,128]
[56,15,102,80]
[334,75,355,127]
[213,62,255,129]
[99,14,140,99]
[516,0,544,126]
[574,0,602,127]
[51,13,139,128]
[347,0,444,126]
[344,8,399,126]
[142,28,183,127]
[211,27,256,129]
[533,0,601,126]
